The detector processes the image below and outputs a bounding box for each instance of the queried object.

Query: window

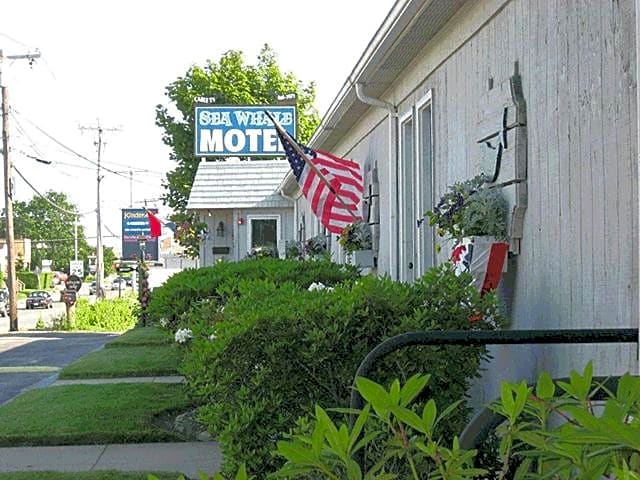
[251,219,277,249]
[247,214,281,256]
[399,112,415,282]
[416,92,434,276]
[398,90,434,282]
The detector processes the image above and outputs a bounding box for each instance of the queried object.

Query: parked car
[25,291,53,310]
[110,278,127,290]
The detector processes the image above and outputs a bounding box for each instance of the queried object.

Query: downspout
[280,187,297,260]
[355,83,399,280]
[636,0,640,373]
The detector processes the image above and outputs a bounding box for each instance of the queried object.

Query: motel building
[188,0,639,403]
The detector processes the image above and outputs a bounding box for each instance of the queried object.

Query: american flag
[277,130,363,234]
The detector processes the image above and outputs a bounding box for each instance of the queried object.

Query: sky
[1,0,395,254]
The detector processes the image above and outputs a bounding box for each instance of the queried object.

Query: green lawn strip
[0,472,179,480]
[106,327,173,348]
[59,345,181,379]
[0,383,192,447]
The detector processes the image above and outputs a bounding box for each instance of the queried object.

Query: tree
[156,44,320,256]
[0,191,93,272]
[103,246,117,276]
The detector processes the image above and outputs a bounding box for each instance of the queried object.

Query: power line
[10,108,161,187]
[12,165,94,216]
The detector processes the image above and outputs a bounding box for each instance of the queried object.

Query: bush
[17,271,39,289]
[39,272,54,290]
[182,263,505,475]
[146,258,359,327]
[74,297,139,332]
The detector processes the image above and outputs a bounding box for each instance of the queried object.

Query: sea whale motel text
[198,110,293,153]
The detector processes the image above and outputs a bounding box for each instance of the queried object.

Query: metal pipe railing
[349,328,638,412]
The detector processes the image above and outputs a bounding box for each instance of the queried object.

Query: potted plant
[304,234,329,259]
[285,241,303,260]
[339,220,374,268]
[426,174,509,292]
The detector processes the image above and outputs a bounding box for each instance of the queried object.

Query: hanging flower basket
[451,236,508,293]
[426,174,510,293]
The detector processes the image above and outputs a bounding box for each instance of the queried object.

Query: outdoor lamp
[216,221,224,237]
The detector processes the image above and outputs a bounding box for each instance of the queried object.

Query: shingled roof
[186,159,292,210]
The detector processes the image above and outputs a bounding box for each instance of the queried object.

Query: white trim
[246,214,282,257]
[415,89,435,277]
[398,108,415,282]
[636,0,640,373]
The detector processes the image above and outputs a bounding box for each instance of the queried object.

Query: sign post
[63,275,82,328]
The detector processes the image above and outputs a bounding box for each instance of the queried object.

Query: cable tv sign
[194,105,296,157]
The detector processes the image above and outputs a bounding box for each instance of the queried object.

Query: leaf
[355,376,391,417]
[346,458,363,480]
[389,405,426,434]
[275,441,318,465]
[399,374,430,407]
[434,399,463,429]
[348,404,370,452]
[389,379,401,405]
[500,382,516,417]
[536,371,556,400]
[235,465,248,480]
[422,399,437,435]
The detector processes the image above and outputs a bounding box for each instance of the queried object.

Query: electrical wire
[12,165,95,216]
[11,108,162,187]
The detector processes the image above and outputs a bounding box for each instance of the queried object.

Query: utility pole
[80,122,120,300]
[1,48,40,331]
[129,170,133,208]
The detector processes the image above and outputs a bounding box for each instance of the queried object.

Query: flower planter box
[349,249,375,268]
[451,236,508,293]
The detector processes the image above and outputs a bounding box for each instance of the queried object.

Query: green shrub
[39,272,54,289]
[183,263,504,475]
[146,258,359,327]
[493,362,640,479]
[74,297,139,332]
[17,271,39,289]
[275,374,485,480]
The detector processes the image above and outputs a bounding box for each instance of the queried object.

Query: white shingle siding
[187,160,291,210]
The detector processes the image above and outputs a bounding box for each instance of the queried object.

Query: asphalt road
[0,332,117,405]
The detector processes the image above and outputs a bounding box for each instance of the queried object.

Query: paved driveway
[0,332,117,405]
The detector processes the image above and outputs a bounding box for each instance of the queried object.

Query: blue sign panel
[121,208,159,261]
[194,105,296,157]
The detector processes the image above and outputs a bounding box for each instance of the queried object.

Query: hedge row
[151,258,505,477]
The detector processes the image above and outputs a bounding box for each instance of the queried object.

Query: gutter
[354,83,400,280]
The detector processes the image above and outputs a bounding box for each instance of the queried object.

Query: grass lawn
[0,472,179,480]
[59,345,182,379]
[106,327,173,348]
[0,383,192,447]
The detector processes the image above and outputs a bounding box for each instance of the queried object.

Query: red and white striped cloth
[451,237,508,293]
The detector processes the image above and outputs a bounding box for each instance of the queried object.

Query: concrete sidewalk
[51,375,185,386]
[0,442,222,478]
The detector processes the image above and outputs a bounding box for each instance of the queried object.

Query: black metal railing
[349,327,638,428]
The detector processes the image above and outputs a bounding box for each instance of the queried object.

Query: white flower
[174,328,193,344]
[159,318,168,327]
[208,333,217,341]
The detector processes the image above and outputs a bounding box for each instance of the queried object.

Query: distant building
[0,238,32,272]
[186,158,293,265]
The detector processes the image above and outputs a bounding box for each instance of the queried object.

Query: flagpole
[264,110,358,221]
